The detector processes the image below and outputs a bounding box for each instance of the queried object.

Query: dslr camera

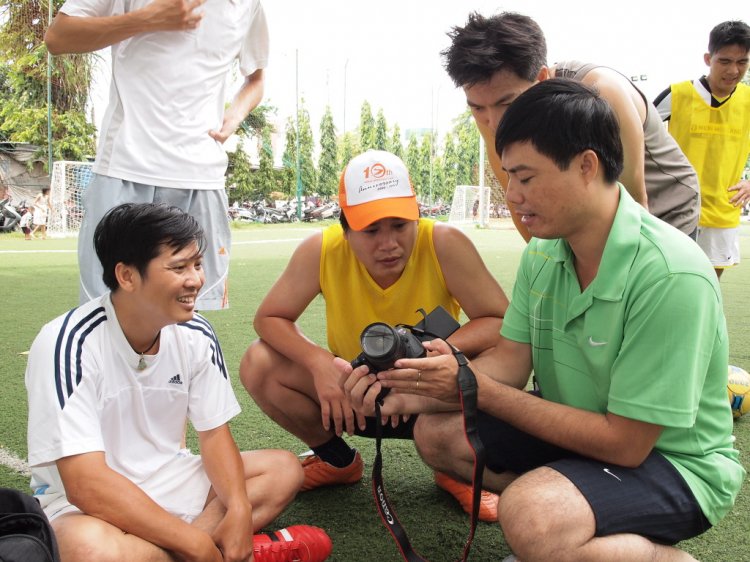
[350,306,459,403]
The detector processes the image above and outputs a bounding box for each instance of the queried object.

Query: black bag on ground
[0,487,60,562]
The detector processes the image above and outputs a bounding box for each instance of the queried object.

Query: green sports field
[1,220,748,561]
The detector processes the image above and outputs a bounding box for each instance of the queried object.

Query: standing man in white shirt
[45,0,269,310]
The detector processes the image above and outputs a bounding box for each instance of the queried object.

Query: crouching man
[340,81,745,562]
[240,150,508,521]
[26,203,331,562]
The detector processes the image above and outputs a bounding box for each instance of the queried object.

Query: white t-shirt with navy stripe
[26,293,240,501]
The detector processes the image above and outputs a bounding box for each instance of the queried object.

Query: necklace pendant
[137,355,148,371]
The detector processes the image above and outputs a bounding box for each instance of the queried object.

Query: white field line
[0,238,307,254]
[0,250,76,254]
[233,238,304,245]
[0,448,30,477]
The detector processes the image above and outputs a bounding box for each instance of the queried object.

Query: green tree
[226,137,254,204]
[359,100,376,152]
[238,103,276,139]
[318,105,338,198]
[253,124,276,200]
[454,109,479,185]
[0,0,96,166]
[280,117,297,199]
[298,97,317,196]
[338,132,356,172]
[432,154,447,204]
[418,133,433,199]
[374,109,388,151]
[443,133,458,194]
[390,124,404,159]
[405,133,421,192]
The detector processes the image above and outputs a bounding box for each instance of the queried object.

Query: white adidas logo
[168,374,183,385]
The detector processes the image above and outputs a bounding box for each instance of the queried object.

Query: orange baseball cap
[339,150,419,231]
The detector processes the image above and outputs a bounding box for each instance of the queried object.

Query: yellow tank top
[320,219,461,361]
[669,81,750,228]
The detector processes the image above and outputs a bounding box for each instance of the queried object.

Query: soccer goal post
[48,161,94,237]
[448,185,491,223]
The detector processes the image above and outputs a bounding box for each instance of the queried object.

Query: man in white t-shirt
[26,203,331,562]
[45,0,270,310]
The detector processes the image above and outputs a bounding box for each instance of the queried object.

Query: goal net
[449,185,491,223]
[48,161,94,237]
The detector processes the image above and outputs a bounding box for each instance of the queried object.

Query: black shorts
[350,414,418,440]
[476,409,711,545]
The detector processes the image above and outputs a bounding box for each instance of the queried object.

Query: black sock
[311,436,356,468]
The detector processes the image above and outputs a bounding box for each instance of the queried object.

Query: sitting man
[26,203,331,562]
[240,150,508,521]
[340,81,745,562]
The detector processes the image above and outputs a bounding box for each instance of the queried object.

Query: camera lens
[360,323,401,363]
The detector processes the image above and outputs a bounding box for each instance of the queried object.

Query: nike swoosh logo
[603,468,621,481]
[589,337,607,347]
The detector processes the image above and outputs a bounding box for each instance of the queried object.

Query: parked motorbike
[0,198,22,233]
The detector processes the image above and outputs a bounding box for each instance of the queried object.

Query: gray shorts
[78,174,231,310]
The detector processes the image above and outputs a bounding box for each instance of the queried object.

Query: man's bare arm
[57,452,221,561]
[432,222,509,356]
[45,0,207,55]
[197,424,253,561]
[209,69,265,144]
[584,68,649,209]
[253,232,330,372]
[254,233,361,433]
[391,337,662,467]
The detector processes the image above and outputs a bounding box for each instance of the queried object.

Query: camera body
[350,323,426,403]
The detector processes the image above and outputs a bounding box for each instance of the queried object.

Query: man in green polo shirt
[337,79,744,561]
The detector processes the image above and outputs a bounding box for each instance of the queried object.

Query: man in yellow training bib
[655,20,750,278]
[240,150,508,521]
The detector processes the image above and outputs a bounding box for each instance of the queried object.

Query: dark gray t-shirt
[556,61,700,235]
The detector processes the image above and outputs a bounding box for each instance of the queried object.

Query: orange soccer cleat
[434,471,499,522]
[299,451,364,492]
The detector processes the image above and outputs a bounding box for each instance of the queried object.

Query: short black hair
[708,20,750,55]
[41,187,50,195]
[339,210,350,232]
[442,12,547,87]
[94,203,206,292]
[495,79,624,184]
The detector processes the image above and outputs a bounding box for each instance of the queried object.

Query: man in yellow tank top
[655,20,750,279]
[239,150,509,521]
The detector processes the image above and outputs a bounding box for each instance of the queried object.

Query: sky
[89,0,748,148]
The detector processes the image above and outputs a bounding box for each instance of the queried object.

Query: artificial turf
[1,219,747,561]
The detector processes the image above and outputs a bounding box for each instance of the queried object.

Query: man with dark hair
[240,150,508,521]
[444,12,701,240]
[655,20,750,279]
[26,203,332,562]
[340,80,744,562]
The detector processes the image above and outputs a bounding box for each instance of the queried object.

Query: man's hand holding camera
[336,338,464,421]
[311,356,365,437]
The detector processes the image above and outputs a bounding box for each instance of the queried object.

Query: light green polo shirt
[501,185,745,526]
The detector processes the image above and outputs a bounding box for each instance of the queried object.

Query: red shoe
[253,525,332,562]
[434,471,499,522]
[299,451,363,492]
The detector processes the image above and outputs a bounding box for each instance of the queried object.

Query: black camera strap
[371,347,486,562]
